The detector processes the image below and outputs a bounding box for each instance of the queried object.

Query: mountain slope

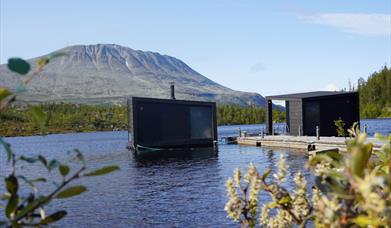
[0,44,266,106]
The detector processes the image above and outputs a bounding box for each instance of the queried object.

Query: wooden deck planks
[237,135,386,152]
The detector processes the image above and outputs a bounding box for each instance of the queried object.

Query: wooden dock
[237,135,386,152]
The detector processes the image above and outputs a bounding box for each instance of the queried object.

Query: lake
[0,119,390,227]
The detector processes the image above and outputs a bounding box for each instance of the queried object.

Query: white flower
[273,154,287,183]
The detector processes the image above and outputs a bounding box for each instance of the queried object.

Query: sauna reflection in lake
[127,97,217,152]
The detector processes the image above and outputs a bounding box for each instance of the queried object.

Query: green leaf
[84,165,120,176]
[38,155,48,167]
[7,58,30,75]
[20,155,39,163]
[0,137,13,162]
[40,210,67,225]
[0,88,12,101]
[56,186,86,199]
[59,164,70,177]
[48,160,59,172]
[351,143,373,177]
[324,150,344,162]
[14,196,47,221]
[73,149,85,163]
[328,170,347,182]
[18,176,35,188]
[18,176,47,189]
[5,175,18,195]
[30,177,47,183]
[5,194,18,219]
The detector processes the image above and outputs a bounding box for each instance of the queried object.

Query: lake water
[0,119,390,227]
[219,118,391,137]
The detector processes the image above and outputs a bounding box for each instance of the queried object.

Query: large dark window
[137,102,190,144]
[190,106,212,139]
[134,100,215,147]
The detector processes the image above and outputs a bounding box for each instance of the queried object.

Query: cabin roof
[265,91,357,101]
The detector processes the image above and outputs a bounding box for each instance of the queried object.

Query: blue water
[219,118,391,138]
[0,119,390,227]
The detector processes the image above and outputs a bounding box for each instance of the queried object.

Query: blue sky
[1,0,390,97]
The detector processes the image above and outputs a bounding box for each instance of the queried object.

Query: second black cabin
[266,91,359,136]
[127,97,217,151]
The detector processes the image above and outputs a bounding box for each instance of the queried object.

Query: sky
[1,0,390,97]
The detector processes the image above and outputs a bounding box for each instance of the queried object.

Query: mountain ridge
[0,44,267,106]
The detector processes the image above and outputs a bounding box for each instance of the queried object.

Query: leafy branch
[1,139,120,227]
[1,54,120,227]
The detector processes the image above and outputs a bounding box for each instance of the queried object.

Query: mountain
[0,44,266,106]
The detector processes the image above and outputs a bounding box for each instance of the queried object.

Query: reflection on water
[134,147,218,162]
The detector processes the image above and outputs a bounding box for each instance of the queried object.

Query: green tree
[359,66,391,118]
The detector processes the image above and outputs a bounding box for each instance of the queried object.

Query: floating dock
[237,135,386,152]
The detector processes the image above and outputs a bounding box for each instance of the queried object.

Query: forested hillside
[0,104,128,136]
[216,104,285,125]
[0,103,285,136]
[358,66,391,118]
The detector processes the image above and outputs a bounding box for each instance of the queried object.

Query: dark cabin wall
[266,100,273,134]
[288,100,303,136]
[285,101,290,133]
[318,95,359,136]
[129,97,217,148]
[303,101,320,136]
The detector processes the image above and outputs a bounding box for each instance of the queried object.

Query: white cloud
[321,83,339,91]
[301,13,391,36]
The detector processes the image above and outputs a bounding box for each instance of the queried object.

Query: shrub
[224,125,391,227]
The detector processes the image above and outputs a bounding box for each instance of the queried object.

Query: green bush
[225,125,391,227]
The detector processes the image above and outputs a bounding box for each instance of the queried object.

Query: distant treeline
[216,104,285,126]
[0,103,286,136]
[0,103,128,136]
[357,66,391,119]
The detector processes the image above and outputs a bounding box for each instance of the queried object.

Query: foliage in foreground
[0,141,119,227]
[1,54,119,227]
[225,125,391,227]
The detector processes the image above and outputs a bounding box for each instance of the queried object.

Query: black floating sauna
[127,97,217,152]
[265,91,359,137]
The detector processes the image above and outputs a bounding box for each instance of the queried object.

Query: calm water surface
[0,119,390,227]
